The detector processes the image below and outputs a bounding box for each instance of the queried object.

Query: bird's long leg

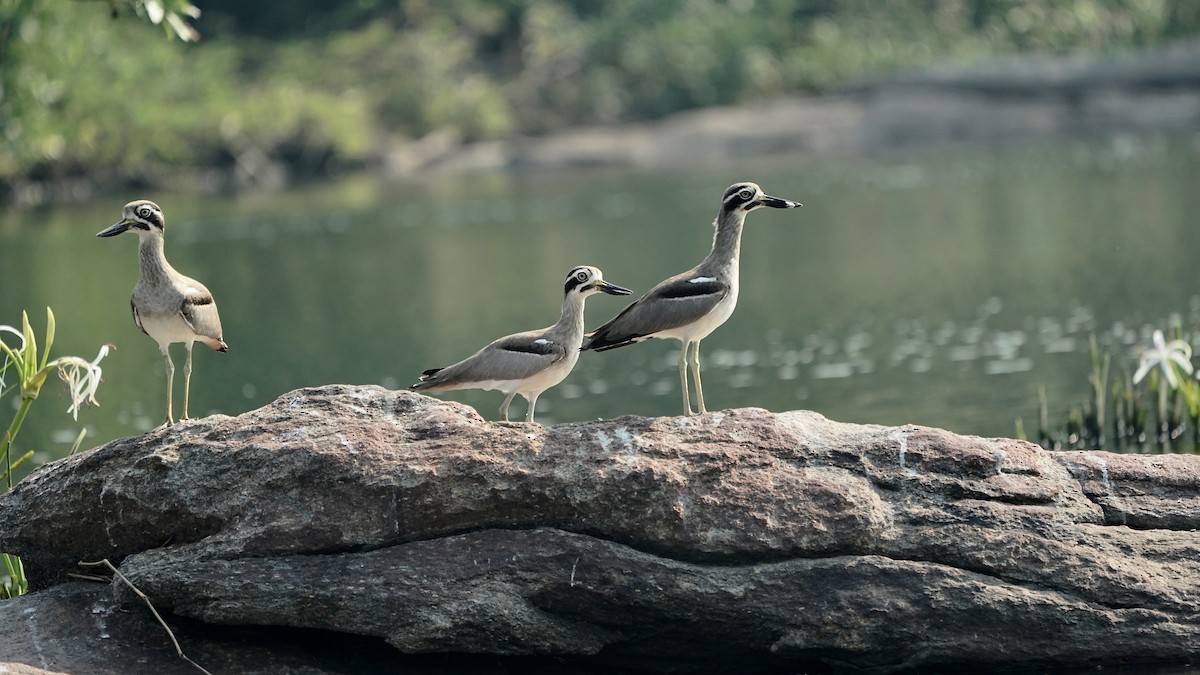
[499,391,518,422]
[161,345,175,426]
[525,393,539,424]
[678,342,694,416]
[182,342,194,421]
[690,340,706,414]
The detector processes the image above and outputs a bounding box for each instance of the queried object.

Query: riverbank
[6,40,1200,208]
[392,38,1200,174]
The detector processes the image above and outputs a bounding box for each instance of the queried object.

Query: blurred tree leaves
[1,0,1198,198]
[123,0,201,41]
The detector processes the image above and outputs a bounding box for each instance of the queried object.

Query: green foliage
[1,308,108,485]
[2,0,1199,191]
[0,553,26,599]
[0,308,109,598]
[1033,326,1200,452]
[0,2,374,187]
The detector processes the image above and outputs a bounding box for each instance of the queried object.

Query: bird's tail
[581,331,637,352]
[409,367,444,390]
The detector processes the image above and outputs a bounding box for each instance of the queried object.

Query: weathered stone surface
[2,384,1200,673]
[0,581,617,675]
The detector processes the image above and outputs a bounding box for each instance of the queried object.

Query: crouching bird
[411,266,630,423]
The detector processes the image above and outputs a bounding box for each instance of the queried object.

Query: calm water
[4,134,1200,470]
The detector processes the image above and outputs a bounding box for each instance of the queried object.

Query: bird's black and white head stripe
[719,182,801,215]
[563,266,598,294]
[721,182,761,211]
[124,200,165,232]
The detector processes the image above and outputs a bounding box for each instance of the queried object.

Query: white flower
[56,344,113,420]
[0,324,27,400]
[1132,330,1193,389]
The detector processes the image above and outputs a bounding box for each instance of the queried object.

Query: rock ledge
[2,385,1199,674]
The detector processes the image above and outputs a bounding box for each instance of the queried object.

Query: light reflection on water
[3,134,1200,469]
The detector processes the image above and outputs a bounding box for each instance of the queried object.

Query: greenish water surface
[3,135,1200,470]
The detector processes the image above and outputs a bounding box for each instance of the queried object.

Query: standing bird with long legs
[582,182,801,416]
[411,266,631,424]
[97,200,228,426]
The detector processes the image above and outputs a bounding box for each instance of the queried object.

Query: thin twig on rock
[79,559,213,675]
[66,572,111,583]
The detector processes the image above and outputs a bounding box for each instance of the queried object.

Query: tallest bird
[97,200,228,425]
[582,182,801,416]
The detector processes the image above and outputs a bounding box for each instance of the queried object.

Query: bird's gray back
[586,269,729,348]
[415,329,570,389]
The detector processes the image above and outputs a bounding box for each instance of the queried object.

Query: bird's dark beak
[758,195,803,209]
[595,280,632,296]
[96,219,132,237]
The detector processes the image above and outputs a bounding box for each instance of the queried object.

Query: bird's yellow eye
[575,271,589,282]
[137,206,152,218]
[738,188,754,201]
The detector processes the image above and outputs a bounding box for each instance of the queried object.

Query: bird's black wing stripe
[499,339,558,356]
[657,279,727,299]
[186,294,215,306]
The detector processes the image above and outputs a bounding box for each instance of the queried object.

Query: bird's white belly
[137,313,199,347]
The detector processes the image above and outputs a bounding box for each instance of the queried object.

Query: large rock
[2,385,1199,673]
